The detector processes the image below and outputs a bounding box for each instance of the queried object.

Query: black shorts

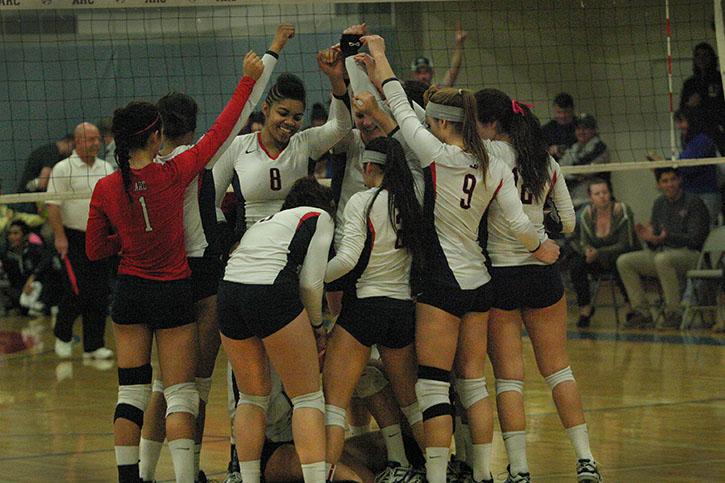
[217,281,303,340]
[417,282,493,318]
[260,439,292,475]
[490,264,564,310]
[337,295,415,349]
[111,276,195,330]
[187,257,222,302]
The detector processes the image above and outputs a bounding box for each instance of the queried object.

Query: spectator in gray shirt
[617,167,710,329]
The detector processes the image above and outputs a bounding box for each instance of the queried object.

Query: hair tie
[511,99,534,116]
[458,88,463,96]
[132,114,161,135]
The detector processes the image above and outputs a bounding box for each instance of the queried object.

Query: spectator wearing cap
[542,92,577,160]
[559,113,611,208]
[411,24,468,88]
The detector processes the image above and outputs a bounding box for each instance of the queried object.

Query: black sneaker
[577,307,595,328]
[196,470,208,483]
[504,465,531,483]
[576,459,603,482]
[623,311,653,329]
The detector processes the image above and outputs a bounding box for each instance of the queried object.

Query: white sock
[502,431,528,475]
[453,417,467,462]
[301,461,327,483]
[139,438,163,480]
[348,423,370,437]
[239,459,261,483]
[194,442,202,476]
[566,423,594,461]
[381,424,410,466]
[425,447,449,483]
[169,438,195,482]
[115,445,139,466]
[471,443,492,482]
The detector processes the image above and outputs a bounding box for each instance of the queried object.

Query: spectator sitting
[616,168,710,329]
[569,178,636,328]
[679,42,725,154]
[15,134,74,214]
[542,92,577,160]
[0,220,61,316]
[559,113,611,208]
[410,23,468,88]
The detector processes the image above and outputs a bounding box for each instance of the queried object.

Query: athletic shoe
[405,467,426,483]
[196,470,208,483]
[83,346,114,360]
[657,311,682,330]
[576,459,603,482]
[375,462,406,483]
[223,471,243,483]
[623,311,653,329]
[54,338,73,358]
[504,465,531,483]
[447,458,473,482]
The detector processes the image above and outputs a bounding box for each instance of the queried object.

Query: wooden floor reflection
[1,305,723,482]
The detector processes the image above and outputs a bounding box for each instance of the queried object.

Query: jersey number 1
[139,196,153,232]
[270,168,282,191]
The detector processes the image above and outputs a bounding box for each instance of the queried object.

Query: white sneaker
[54,338,73,358]
[223,472,243,483]
[83,347,114,360]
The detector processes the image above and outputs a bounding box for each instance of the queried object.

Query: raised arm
[171,52,263,186]
[325,192,368,282]
[85,183,121,261]
[299,212,335,327]
[440,24,467,87]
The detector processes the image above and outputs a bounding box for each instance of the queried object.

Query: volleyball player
[476,88,602,483]
[217,177,334,483]
[85,53,262,483]
[358,35,559,483]
[136,26,293,483]
[322,135,425,483]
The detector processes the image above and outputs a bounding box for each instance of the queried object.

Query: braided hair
[112,101,161,201]
[265,73,306,107]
[475,88,550,202]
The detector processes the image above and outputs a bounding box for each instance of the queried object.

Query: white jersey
[154,52,279,256]
[382,79,544,290]
[223,206,334,326]
[487,142,576,266]
[214,94,352,230]
[332,130,367,247]
[326,188,412,300]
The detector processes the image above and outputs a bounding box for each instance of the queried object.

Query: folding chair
[681,226,725,330]
[590,271,623,328]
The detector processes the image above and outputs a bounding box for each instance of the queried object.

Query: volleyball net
[0,0,721,207]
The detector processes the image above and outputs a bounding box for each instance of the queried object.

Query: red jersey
[85,75,256,281]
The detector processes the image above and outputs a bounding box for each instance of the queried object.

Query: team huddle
[84,23,603,483]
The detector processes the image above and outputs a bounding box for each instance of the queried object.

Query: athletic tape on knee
[352,364,389,399]
[291,390,325,414]
[195,377,212,404]
[415,378,452,420]
[152,379,165,394]
[164,382,200,418]
[236,392,270,413]
[495,379,524,396]
[454,377,489,410]
[544,366,575,391]
[401,401,423,426]
[325,404,347,428]
[115,384,152,427]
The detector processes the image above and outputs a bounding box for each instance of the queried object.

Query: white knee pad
[118,384,152,412]
[545,366,575,391]
[236,392,270,413]
[415,378,451,417]
[152,379,165,394]
[454,377,489,410]
[291,389,325,414]
[353,364,389,399]
[195,377,212,404]
[325,404,347,428]
[495,379,524,396]
[164,382,200,418]
[401,401,423,426]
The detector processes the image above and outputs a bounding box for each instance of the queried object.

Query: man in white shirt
[47,122,115,360]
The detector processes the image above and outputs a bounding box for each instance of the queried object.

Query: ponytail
[364,137,423,267]
[112,101,161,202]
[425,87,489,181]
[475,88,549,202]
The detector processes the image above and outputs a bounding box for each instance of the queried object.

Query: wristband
[340,34,363,58]
[387,126,401,138]
[381,77,399,88]
[311,322,324,330]
[528,241,542,253]
[265,50,279,59]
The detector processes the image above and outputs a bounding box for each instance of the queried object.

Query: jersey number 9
[460,174,477,209]
[270,168,282,191]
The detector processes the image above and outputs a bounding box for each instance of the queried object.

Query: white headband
[425,101,464,122]
[362,150,387,165]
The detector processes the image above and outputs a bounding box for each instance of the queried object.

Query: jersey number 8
[270,168,282,191]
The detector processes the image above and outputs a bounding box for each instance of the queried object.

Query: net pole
[666,0,677,161]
